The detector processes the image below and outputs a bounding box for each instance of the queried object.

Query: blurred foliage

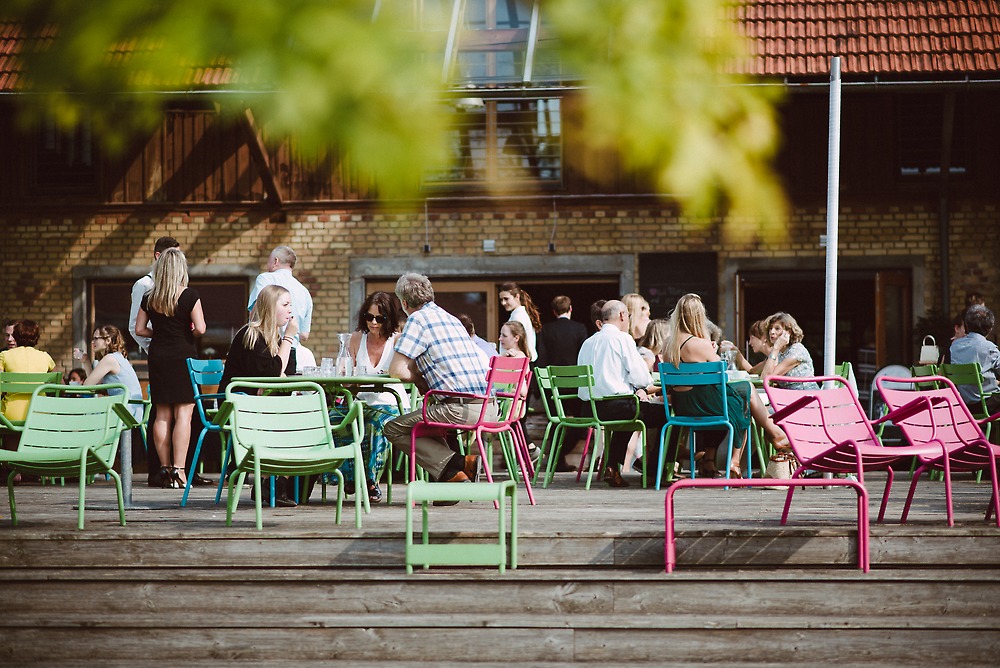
[4,0,787,230]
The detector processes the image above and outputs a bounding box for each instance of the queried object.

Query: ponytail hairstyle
[499,281,542,332]
[243,285,289,356]
[147,247,189,317]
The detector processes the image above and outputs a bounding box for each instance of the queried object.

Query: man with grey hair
[248,245,312,374]
[950,303,1000,413]
[577,299,666,487]
[384,273,492,500]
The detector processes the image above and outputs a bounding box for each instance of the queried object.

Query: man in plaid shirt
[385,273,494,490]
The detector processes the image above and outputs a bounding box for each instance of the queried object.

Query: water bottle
[335,332,353,377]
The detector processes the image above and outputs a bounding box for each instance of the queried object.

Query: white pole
[824,57,842,378]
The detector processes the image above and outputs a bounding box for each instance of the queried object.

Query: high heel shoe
[160,466,178,489]
[170,467,187,489]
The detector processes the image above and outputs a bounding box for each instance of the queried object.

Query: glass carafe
[335,332,353,377]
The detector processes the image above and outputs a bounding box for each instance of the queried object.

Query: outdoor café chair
[764,375,942,524]
[182,357,226,507]
[0,371,64,434]
[546,364,646,489]
[220,380,369,530]
[0,383,134,529]
[876,374,1000,527]
[408,355,535,504]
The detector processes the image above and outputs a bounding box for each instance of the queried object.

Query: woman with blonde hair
[135,248,207,489]
[665,293,789,476]
[622,293,652,343]
[81,325,144,420]
[499,321,530,359]
[218,284,296,392]
[498,282,541,362]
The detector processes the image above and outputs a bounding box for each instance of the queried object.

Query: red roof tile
[1,2,998,92]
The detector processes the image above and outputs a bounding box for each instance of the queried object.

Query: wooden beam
[238,108,283,207]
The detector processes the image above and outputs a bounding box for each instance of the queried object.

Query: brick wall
[2,199,997,374]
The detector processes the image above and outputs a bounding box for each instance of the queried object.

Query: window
[89,278,249,362]
[896,93,969,178]
[424,98,562,187]
[32,116,99,195]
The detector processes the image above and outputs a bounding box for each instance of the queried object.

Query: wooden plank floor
[3,469,1000,664]
[1,468,998,569]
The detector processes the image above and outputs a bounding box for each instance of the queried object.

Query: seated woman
[324,291,405,504]
[219,284,297,506]
[760,312,819,390]
[725,318,771,374]
[82,325,144,421]
[65,367,88,385]
[0,319,56,424]
[664,294,790,477]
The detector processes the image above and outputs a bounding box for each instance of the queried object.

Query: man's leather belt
[437,397,483,405]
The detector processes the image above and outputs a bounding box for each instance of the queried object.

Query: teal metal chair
[0,384,133,529]
[657,361,752,490]
[182,357,226,507]
[546,365,646,489]
[220,380,370,530]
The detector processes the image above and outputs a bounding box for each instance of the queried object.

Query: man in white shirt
[577,299,665,487]
[248,245,313,374]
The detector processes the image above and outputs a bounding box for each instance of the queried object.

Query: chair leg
[215,435,234,505]
[77,464,87,531]
[108,469,126,527]
[655,425,670,491]
[182,428,209,507]
[876,468,894,523]
[533,421,554,484]
[575,428,593,484]
[900,465,927,524]
[541,424,565,488]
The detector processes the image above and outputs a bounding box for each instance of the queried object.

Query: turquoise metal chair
[656,361,751,490]
[0,384,133,529]
[182,357,226,507]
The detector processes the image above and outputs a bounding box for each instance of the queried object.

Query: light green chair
[0,371,64,433]
[405,479,517,574]
[939,362,998,483]
[220,380,370,530]
[0,383,133,529]
[547,365,647,489]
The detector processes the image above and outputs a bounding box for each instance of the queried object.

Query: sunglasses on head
[365,313,388,324]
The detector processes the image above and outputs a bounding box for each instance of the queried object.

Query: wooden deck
[2,469,1000,664]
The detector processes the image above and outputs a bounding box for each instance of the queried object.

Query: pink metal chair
[764,375,942,524]
[876,375,1000,527]
[408,356,536,505]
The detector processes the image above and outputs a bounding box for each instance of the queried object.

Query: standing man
[383,273,491,499]
[577,299,665,487]
[129,236,181,488]
[248,246,312,375]
[539,296,589,471]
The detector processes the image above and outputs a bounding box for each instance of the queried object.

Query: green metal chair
[910,364,940,390]
[0,371,64,433]
[533,367,590,487]
[220,380,370,530]
[0,383,133,529]
[547,365,646,489]
[939,362,999,483]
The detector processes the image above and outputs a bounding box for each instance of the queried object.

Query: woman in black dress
[135,248,206,488]
[218,284,296,392]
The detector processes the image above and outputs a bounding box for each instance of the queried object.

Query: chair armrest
[112,403,140,429]
[769,394,817,424]
[212,401,235,427]
[981,407,1000,424]
[874,395,945,426]
[0,413,22,433]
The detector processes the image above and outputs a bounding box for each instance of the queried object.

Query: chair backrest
[0,371,64,396]
[938,362,988,416]
[765,375,883,463]
[187,358,225,423]
[483,355,530,428]
[868,364,912,418]
[225,380,339,462]
[546,365,596,420]
[910,364,940,390]
[876,375,986,449]
[534,366,559,424]
[18,384,128,460]
[659,360,730,426]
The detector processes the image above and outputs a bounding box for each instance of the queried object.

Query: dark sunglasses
[364,313,388,324]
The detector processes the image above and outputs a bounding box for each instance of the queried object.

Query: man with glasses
[248,246,313,375]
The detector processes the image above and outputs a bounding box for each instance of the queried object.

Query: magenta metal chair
[876,375,1000,527]
[764,375,941,523]
[408,355,535,505]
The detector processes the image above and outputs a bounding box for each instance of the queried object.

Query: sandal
[367,483,382,504]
